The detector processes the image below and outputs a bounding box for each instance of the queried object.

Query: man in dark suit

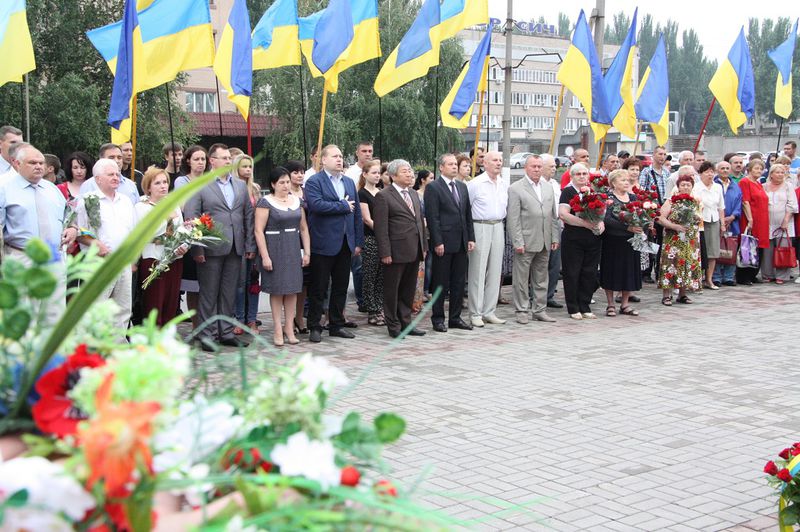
[184,143,256,350]
[373,159,427,338]
[424,153,475,332]
[305,144,364,343]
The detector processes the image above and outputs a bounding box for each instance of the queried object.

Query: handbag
[717,234,738,265]
[772,228,797,269]
[737,230,760,269]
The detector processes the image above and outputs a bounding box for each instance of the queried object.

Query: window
[511,69,558,84]
[185,91,217,113]
[469,114,501,128]
[564,118,588,133]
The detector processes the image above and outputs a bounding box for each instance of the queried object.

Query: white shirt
[0,156,11,175]
[467,172,508,221]
[526,175,543,202]
[134,201,184,260]
[693,180,725,223]
[80,176,140,206]
[76,191,137,252]
[344,164,363,180]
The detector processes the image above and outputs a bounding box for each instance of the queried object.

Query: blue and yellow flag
[374,0,487,98]
[108,0,142,134]
[299,0,380,93]
[0,0,35,87]
[252,0,301,70]
[767,19,798,119]
[87,0,215,93]
[214,0,252,120]
[557,10,612,141]
[635,34,670,146]
[603,8,637,139]
[708,28,755,134]
[440,23,492,129]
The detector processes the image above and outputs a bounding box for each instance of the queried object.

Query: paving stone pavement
[202,279,799,530]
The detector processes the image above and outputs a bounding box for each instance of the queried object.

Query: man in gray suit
[184,143,256,350]
[507,155,560,324]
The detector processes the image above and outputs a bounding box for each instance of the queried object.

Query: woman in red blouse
[737,159,770,285]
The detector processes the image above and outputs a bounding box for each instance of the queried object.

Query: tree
[0,0,196,163]
[557,12,571,38]
[604,12,631,46]
[746,17,799,128]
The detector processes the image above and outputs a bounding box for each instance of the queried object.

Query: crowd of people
[0,122,797,348]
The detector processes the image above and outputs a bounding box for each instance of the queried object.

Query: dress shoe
[432,322,448,333]
[388,329,402,339]
[309,329,323,343]
[483,314,507,325]
[406,328,426,336]
[532,312,556,323]
[723,280,736,286]
[220,336,250,348]
[329,328,355,339]
[449,318,473,330]
[515,312,530,325]
[343,321,358,328]
[470,316,485,328]
[546,300,564,309]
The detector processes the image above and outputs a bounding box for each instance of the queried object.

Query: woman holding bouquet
[737,160,770,285]
[559,163,604,320]
[657,173,702,305]
[135,167,186,326]
[255,167,311,347]
[600,170,642,316]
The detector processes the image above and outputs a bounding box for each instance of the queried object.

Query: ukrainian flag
[0,0,36,87]
[767,19,798,119]
[87,0,215,94]
[214,0,252,120]
[252,0,301,70]
[602,8,637,139]
[374,0,487,98]
[708,28,755,134]
[557,10,612,141]
[635,34,670,146]
[108,0,143,134]
[300,0,380,93]
[440,23,492,129]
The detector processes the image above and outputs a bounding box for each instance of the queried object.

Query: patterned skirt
[361,235,384,314]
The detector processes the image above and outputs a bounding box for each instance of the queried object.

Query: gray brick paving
[200,279,799,530]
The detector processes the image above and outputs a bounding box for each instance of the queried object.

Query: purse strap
[772,227,792,247]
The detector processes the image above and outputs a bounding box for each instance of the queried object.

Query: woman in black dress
[600,169,642,316]
[357,159,385,325]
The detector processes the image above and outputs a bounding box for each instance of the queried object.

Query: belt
[3,242,25,252]
[473,219,504,225]
[264,228,297,235]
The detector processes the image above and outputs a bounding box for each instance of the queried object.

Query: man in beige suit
[507,155,560,324]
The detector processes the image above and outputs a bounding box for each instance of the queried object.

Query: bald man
[560,148,589,189]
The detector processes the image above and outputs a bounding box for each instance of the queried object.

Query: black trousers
[308,239,352,332]
[561,235,601,314]
[736,248,764,284]
[642,224,664,279]
[430,249,468,324]
[382,260,420,334]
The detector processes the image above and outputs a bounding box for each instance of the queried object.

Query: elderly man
[373,159,427,338]
[666,150,697,193]
[507,155,559,324]
[0,145,77,324]
[424,153,475,332]
[80,143,140,205]
[540,154,564,308]
[560,148,590,189]
[466,150,508,327]
[305,144,364,343]
[639,145,671,283]
[76,158,137,330]
[0,125,23,177]
[712,160,742,286]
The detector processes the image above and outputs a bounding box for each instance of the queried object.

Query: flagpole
[432,66,440,168]
[298,67,309,169]
[596,135,606,171]
[693,97,716,152]
[246,115,252,156]
[548,85,566,155]
[24,74,30,141]
[472,91,485,178]
[776,118,785,154]
[165,84,178,174]
[130,94,138,181]
[315,88,329,172]
[214,77,224,136]
[632,121,641,157]
[378,97,383,160]
[485,63,490,150]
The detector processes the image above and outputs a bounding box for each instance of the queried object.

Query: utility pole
[501,0,513,168]
[588,0,605,167]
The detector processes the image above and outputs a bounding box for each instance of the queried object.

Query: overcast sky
[488,0,795,63]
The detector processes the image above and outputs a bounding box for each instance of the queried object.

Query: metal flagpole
[432,66,439,168]
[485,64,490,150]
[24,74,30,141]
[776,118,785,154]
[165,84,178,173]
[130,95,138,181]
[214,77,224,136]
[246,116,252,156]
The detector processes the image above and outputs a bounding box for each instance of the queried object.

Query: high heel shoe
[286,336,300,345]
[293,319,309,334]
[273,333,284,347]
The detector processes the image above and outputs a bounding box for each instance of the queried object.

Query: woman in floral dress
[658,173,702,305]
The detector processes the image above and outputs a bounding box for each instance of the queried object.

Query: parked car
[510,152,533,169]
[555,155,572,167]
[737,151,763,165]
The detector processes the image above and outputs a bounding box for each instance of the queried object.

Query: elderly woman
[761,163,799,284]
[737,159,771,285]
[712,160,742,286]
[694,161,726,290]
[658,171,702,305]
[559,163,604,320]
[600,169,642,316]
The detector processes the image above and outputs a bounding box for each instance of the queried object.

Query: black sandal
[619,306,639,316]
[661,296,673,306]
[676,295,693,304]
[293,320,309,334]
[605,305,617,317]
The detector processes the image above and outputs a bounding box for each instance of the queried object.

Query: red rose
[779,448,792,460]
[778,468,794,483]
[374,479,398,497]
[258,460,273,473]
[764,461,779,475]
[340,465,361,487]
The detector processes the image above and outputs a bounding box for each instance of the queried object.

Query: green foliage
[604,12,631,46]
[747,17,800,126]
[557,13,571,38]
[374,412,406,444]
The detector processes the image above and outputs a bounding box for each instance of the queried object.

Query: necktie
[450,181,460,205]
[33,184,52,243]
[401,189,414,214]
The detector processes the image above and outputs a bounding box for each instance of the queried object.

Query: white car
[510,152,533,169]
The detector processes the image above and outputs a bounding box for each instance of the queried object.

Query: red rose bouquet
[763,442,800,529]
[669,193,700,228]
[589,173,610,194]
[569,186,609,234]
[614,197,660,254]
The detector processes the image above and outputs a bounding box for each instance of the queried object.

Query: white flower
[0,456,95,530]
[154,397,243,472]
[321,414,344,438]
[271,432,340,490]
[224,515,259,532]
[296,354,348,397]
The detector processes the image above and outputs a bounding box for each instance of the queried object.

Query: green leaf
[24,238,52,265]
[23,267,57,299]
[781,502,800,525]
[342,412,361,432]
[374,413,406,444]
[3,309,31,341]
[0,281,19,309]
[6,489,29,507]
[1,258,26,281]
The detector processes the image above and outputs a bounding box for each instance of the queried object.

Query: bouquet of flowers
[669,193,700,238]
[589,173,610,194]
[569,186,609,234]
[763,442,800,529]
[615,192,661,254]
[80,192,103,239]
[141,213,224,289]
